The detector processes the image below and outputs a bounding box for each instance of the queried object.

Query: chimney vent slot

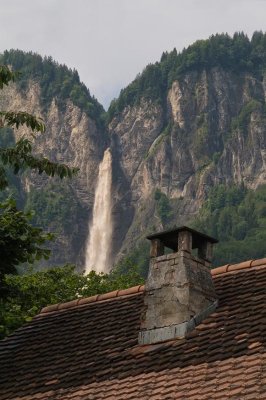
[147,226,217,262]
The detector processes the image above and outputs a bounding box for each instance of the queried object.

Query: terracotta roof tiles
[39,258,266,314]
[41,284,144,314]
[0,258,265,399]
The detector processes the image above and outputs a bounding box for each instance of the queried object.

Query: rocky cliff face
[1,44,266,269]
[110,67,266,258]
[0,80,108,267]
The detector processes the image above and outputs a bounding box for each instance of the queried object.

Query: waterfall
[85,148,113,274]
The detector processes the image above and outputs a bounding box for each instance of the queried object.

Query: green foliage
[212,152,221,165]
[107,31,266,120]
[114,242,150,278]
[0,65,20,88]
[0,198,54,294]
[145,123,171,159]
[0,65,79,293]
[0,61,140,342]
[0,111,45,132]
[154,189,173,224]
[0,65,78,190]
[0,128,21,203]
[24,183,79,233]
[0,50,105,126]
[231,99,263,134]
[108,262,145,289]
[0,138,78,190]
[191,184,266,265]
[194,113,210,160]
[108,63,165,119]
[0,263,144,339]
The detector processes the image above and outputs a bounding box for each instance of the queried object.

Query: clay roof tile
[39,257,266,314]
[40,303,59,313]
[1,254,265,400]
[211,264,229,276]
[58,299,79,310]
[77,294,99,305]
[227,260,253,272]
[97,290,119,301]
[118,285,143,296]
[251,257,266,267]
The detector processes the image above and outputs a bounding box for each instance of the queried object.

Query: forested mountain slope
[109,32,266,266]
[1,32,266,271]
[0,50,108,268]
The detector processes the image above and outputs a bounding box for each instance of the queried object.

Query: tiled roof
[0,258,266,399]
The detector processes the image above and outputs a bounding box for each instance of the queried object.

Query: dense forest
[192,184,266,265]
[0,50,105,127]
[120,184,266,274]
[108,31,266,120]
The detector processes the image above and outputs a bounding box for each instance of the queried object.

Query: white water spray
[85,148,113,273]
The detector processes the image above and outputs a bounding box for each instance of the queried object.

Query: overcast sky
[0,0,266,108]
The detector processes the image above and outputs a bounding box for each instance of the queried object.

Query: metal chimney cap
[146,226,218,251]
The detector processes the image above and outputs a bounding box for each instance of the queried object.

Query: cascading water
[85,148,113,273]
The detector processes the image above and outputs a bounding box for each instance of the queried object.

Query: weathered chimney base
[139,227,219,346]
[138,300,218,345]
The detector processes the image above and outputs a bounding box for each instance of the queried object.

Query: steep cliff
[1,33,266,270]
[109,33,266,261]
[0,51,108,268]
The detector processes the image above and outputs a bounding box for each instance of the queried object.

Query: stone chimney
[138,226,218,345]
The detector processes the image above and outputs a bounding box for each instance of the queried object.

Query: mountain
[1,32,266,271]
[0,50,108,268]
[109,32,266,268]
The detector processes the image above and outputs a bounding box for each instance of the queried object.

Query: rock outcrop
[1,43,266,268]
[0,80,108,267]
[110,68,266,258]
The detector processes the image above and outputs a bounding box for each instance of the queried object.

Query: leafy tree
[0,263,144,339]
[0,198,54,293]
[115,242,150,278]
[0,65,143,337]
[0,66,78,188]
[0,65,78,293]
[24,182,80,234]
[191,184,266,265]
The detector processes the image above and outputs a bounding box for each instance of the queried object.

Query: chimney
[138,226,218,345]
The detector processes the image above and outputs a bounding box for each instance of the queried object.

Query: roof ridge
[211,256,266,276]
[40,256,266,315]
[40,284,145,314]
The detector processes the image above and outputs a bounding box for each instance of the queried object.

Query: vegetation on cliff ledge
[0,50,105,127]
[108,31,266,120]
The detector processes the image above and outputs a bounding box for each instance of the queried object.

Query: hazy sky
[0,0,266,108]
